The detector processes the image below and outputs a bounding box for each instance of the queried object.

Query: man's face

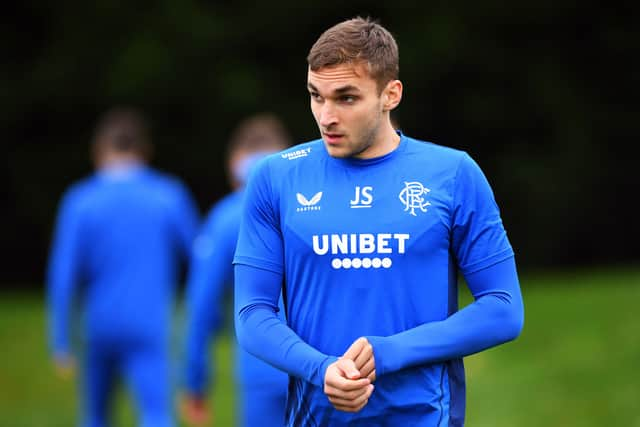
[307,63,387,159]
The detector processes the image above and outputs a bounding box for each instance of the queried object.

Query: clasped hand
[323,337,377,413]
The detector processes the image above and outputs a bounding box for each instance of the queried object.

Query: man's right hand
[180,394,211,426]
[53,352,76,380]
[323,358,374,413]
[342,337,376,382]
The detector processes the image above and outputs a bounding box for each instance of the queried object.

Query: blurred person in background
[47,107,199,427]
[181,113,290,427]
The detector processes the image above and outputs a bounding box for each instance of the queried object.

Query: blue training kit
[234,133,524,426]
[47,162,199,427]
[184,190,288,427]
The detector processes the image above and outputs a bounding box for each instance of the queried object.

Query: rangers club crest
[399,182,430,216]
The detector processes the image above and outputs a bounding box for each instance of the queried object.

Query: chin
[324,144,352,159]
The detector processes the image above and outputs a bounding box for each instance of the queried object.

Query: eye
[309,91,323,102]
[340,95,357,104]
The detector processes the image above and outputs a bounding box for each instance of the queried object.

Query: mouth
[322,132,344,145]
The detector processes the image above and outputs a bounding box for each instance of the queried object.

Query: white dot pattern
[330,257,393,269]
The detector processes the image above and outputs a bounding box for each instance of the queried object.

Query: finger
[329,395,369,411]
[329,385,374,413]
[335,358,361,380]
[342,337,367,360]
[329,385,373,408]
[324,378,371,393]
[332,400,368,413]
[358,357,375,379]
[325,375,370,392]
[324,382,371,401]
[352,343,372,371]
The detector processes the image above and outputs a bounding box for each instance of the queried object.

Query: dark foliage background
[2,1,637,286]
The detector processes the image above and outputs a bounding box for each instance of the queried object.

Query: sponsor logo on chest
[296,192,322,212]
[282,148,312,160]
[311,233,410,269]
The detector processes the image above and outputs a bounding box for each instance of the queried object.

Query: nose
[318,102,337,128]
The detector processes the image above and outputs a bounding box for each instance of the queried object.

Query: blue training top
[47,162,199,353]
[233,133,524,426]
[184,190,287,395]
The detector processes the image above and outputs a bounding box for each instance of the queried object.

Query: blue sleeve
[232,160,284,273]
[183,206,237,396]
[234,161,336,386]
[367,155,523,376]
[46,189,85,356]
[233,161,336,386]
[171,181,200,259]
[234,264,337,387]
[367,256,524,376]
[452,153,514,274]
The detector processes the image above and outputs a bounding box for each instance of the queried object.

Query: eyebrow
[307,83,361,95]
[334,85,360,94]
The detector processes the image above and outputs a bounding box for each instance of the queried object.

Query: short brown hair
[226,113,291,158]
[92,107,151,158]
[307,17,399,90]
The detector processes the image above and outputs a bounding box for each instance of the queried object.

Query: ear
[382,80,403,112]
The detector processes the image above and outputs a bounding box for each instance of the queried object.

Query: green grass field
[1,266,638,426]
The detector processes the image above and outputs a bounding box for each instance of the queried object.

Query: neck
[96,152,143,169]
[354,120,400,159]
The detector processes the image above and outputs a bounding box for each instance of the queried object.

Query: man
[47,107,199,427]
[233,17,524,426]
[181,114,290,426]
